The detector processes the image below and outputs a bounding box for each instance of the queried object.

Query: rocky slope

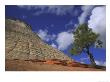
[5,18,73,61]
[5,18,105,71]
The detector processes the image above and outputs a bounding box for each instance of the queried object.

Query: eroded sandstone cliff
[5,18,73,61]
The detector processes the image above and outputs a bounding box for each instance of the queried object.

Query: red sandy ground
[5,59,105,71]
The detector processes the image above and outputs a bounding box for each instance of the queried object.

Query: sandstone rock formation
[5,18,73,61]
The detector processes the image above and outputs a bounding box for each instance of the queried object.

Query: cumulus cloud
[51,43,57,48]
[95,60,106,66]
[37,29,56,42]
[17,5,74,16]
[78,5,94,24]
[37,29,49,41]
[56,31,73,50]
[37,29,73,50]
[38,29,73,50]
[88,6,106,48]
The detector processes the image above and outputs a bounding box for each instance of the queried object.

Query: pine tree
[70,24,102,66]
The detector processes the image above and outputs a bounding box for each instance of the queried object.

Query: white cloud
[38,29,73,50]
[37,29,49,41]
[37,29,73,50]
[78,5,94,24]
[95,60,106,66]
[37,29,56,42]
[17,5,74,16]
[88,6,106,48]
[56,31,73,50]
[51,43,57,48]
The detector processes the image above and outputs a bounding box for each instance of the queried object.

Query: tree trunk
[86,49,96,66]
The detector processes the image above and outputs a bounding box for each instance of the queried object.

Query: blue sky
[5,5,106,66]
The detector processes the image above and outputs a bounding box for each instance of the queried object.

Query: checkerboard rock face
[5,19,73,61]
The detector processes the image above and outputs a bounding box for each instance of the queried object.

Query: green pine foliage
[70,24,102,66]
[71,24,99,55]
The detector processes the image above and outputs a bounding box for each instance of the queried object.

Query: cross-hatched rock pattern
[5,19,73,61]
